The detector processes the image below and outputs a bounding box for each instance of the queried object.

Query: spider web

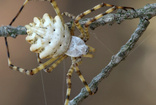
[91,31,154,57]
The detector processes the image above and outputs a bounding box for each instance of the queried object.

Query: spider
[4,0,134,105]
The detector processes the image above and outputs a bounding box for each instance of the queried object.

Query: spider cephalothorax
[4,0,134,105]
[26,13,71,59]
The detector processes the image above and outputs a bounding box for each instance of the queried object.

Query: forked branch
[69,17,150,105]
[0,3,156,105]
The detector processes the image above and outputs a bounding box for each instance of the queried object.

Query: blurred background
[0,0,156,105]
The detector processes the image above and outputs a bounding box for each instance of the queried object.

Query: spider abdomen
[25,13,71,59]
[65,36,88,57]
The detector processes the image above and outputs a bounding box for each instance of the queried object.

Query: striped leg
[61,12,76,36]
[74,63,92,95]
[82,45,95,58]
[5,0,46,75]
[62,12,76,19]
[35,54,68,74]
[75,2,134,24]
[8,55,62,75]
[47,0,65,25]
[5,0,29,70]
[36,53,68,73]
[65,57,89,105]
[65,65,74,105]
[9,0,29,25]
[73,3,134,41]
[84,7,116,42]
[44,55,68,73]
[36,54,42,64]
[73,57,93,93]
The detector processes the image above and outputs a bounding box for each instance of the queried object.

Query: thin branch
[0,3,156,105]
[0,25,26,38]
[0,3,156,38]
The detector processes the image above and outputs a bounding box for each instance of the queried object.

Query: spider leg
[73,3,134,41]
[4,0,30,74]
[84,6,117,41]
[74,63,92,94]
[46,0,65,25]
[36,54,67,73]
[61,12,76,19]
[75,63,93,95]
[75,2,134,24]
[61,12,76,36]
[73,3,114,39]
[44,55,68,73]
[9,0,29,25]
[87,45,96,52]
[8,55,63,75]
[65,57,94,105]
[36,53,42,64]
[73,3,110,38]
[65,65,74,105]
[82,45,95,58]
[70,22,76,36]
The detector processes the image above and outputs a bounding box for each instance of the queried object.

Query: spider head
[25,13,71,59]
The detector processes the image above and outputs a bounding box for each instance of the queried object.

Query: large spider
[4,0,134,105]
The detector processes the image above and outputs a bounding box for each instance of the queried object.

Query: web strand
[92,32,114,55]
[40,71,48,105]
[92,31,153,57]
[62,60,66,104]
